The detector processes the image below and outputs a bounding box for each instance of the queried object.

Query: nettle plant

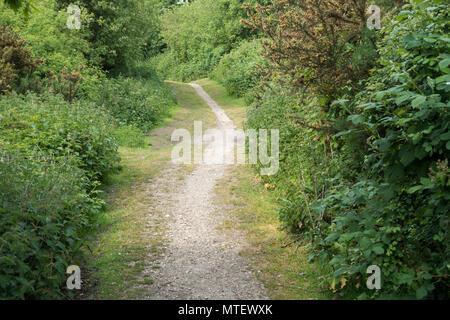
[313,0,449,299]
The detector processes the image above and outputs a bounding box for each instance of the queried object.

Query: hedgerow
[211,39,263,97]
[152,0,265,81]
[94,75,176,133]
[0,0,176,300]
[312,1,450,299]
[52,0,159,71]
[0,92,119,299]
[0,146,102,299]
[246,0,449,299]
[0,93,120,184]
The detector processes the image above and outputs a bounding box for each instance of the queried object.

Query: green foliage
[0,92,120,299]
[152,44,225,81]
[246,86,340,233]
[0,0,104,98]
[0,93,120,183]
[0,0,177,300]
[94,75,176,133]
[55,0,160,71]
[114,125,148,148]
[0,24,41,94]
[0,146,102,299]
[247,0,449,299]
[5,0,448,301]
[211,39,263,97]
[242,0,381,98]
[313,0,450,299]
[2,0,37,15]
[0,0,92,74]
[153,0,260,81]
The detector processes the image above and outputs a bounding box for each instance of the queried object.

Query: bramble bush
[312,0,450,299]
[246,0,449,299]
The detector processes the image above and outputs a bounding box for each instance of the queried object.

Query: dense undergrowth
[244,0,449,299]
[0,0,176,299]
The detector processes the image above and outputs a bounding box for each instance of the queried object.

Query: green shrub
[247,0,449,300]
[152,45,225,82]
[95,76,176,132]
[0,146,102,299]
[211,39,263,97]
[310,0,450,299]
[0,0,106,99]
[114,125,148,149]
[0,93,120,183]
[153,0,258,81]
[0,0,94,75]
[246,85,339,233]
[0,24,41,94]
[55,0,160,71]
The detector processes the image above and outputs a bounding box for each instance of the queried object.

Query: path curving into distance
[143,83,267,300]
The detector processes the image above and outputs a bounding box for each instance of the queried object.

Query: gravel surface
[143,83,267,300]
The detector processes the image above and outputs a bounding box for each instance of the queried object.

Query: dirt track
[142,83,267,300]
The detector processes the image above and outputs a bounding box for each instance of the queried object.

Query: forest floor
[83,79,330,300]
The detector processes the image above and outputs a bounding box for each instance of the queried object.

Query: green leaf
[416,286,428,299]
[330,256,344,265]
[372,245,384,255]
[360,237,372,250]
[377,138,391,152]
[339,233,355,242]
[395,93,412,105]
[399,144,415,166]
[386,164,405,181]
[404,34,421,48]
[397,273,415,285]
[411,95,426,108]
[438,58,450,70]
[440,131,450,141]
[347,114,365,125]
[408,185,424,194]
[435,74,450,84]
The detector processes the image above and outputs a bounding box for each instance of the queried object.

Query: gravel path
[143,83,267,300]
